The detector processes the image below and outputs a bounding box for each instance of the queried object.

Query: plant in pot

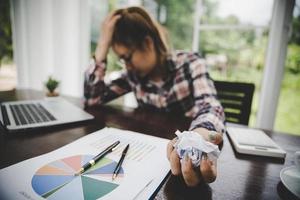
[45,76,60,97]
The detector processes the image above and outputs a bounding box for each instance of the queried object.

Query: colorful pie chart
[31,155,124,200]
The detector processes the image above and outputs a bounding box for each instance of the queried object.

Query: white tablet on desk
[227,126,286,158]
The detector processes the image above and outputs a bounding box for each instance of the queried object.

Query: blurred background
[0,0,299,135]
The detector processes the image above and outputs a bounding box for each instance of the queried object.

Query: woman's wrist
[193,128,223,144]
[92,55,107,67]
[95,40,110,63]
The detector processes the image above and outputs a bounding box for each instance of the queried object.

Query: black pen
[112,144,130,180]
[75,141,120,176]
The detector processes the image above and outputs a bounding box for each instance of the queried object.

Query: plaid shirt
[84,51,226,134]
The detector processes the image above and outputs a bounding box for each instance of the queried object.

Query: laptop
[0,97,94,132]
[226,126,286,158]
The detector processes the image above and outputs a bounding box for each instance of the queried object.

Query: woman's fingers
[166,138,177,160]
[167,137,181,175]
[200,156,217,183]
[210,132,223,145]
[169,149,181,175]
[181,155,200,186]
[166,142,173,161]
[104,11,121,29]
[110,14,121,25]
[99,13,121,49]
[167,136,218,185]
[103,11,116,25]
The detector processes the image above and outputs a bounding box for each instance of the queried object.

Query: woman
[84,7,225,186]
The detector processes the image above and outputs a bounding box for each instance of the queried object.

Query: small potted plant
[45,76,60,97]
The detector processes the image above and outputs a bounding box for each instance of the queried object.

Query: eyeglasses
[119,50,135,65]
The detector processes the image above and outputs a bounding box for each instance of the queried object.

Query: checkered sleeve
[84,59,132,106]
[188,53,226,134]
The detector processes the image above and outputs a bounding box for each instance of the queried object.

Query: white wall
[10,0,90,97]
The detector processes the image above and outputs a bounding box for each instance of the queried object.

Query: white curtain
[10,0,90,97]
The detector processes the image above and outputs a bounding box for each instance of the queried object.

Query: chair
[214,80,255,125]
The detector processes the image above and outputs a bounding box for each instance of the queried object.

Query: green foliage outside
[275,71,300,135]
[197,0,300,135]
[156,0,195,50]
[286,44,300,74]
[0,0,13,67]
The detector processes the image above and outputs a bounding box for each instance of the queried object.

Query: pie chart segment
[31,155,124,200]
[86,161,123,175]
[81,155,94,166]
[49,159,76,173]
[32,175,74,196]
[35,165,73,176]
[81,175,118,200]
[61,155,82,172]
[85,157,112,174]
[42,181,69,198]
[47,176,84,200]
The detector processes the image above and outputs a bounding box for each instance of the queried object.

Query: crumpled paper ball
[173,130,220,167]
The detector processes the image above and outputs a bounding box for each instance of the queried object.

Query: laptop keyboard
[9,103,56,125]
[1,104,10,126]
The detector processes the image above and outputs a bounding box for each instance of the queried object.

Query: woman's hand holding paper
[167,129,222,186]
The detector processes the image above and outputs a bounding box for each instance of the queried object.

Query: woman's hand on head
[95,13,121,62]
[166,137,217,186]
[100,13,121,48]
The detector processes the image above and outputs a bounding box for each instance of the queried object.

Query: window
[275,1,300,135]
[0,0,16,91]
[195,0,273,129]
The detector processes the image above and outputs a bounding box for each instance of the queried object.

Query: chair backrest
[214,80,255,125]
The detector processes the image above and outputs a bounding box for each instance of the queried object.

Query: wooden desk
[1,89,299,200]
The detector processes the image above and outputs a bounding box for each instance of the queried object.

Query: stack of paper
[0,127,170,200]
